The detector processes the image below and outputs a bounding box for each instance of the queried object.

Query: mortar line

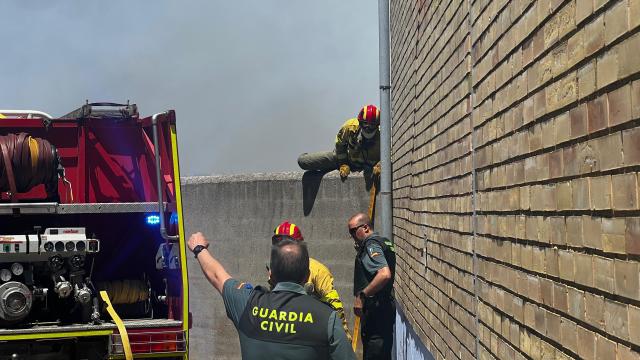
[467,0,480,358]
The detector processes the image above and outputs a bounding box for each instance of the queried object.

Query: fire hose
[96,280,149,305]
[0,133,70,201]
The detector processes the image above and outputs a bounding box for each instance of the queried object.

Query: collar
[272,282,307,295]
[364,232,379,241]
[357,232,380,253]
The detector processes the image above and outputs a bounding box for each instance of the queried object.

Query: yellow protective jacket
[308,258,351,340]
[335,118,380,170]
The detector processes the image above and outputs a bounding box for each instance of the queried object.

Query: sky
[0,1,380,176]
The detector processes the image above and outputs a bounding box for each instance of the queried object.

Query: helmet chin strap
[361,128,378,140]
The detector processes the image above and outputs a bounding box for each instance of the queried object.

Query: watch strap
[193,244,207,258]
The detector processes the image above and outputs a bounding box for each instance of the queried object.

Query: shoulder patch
[368,247,381,257]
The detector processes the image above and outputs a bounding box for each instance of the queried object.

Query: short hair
[270,238,309,284]
[349,213,372,227]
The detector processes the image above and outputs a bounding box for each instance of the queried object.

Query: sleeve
[222,278,253,326]
[313,262,351,341]
[327,312,356,360]
[362,242,389,273]
[335,120,357,165]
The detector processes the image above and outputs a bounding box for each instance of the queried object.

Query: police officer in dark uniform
[188,232,355,360]
[348,213,395,360]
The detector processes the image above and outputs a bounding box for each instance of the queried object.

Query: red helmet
[357,105,380,127]
[273,221,304,242]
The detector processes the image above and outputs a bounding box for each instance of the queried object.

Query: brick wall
[390,0,640,359]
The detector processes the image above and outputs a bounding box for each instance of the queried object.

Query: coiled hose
[96,280,150,305]
[0,133,63,200]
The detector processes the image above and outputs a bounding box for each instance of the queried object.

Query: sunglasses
[273,234,302,244]
[349,223,366,235]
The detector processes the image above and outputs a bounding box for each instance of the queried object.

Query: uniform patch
[368,247,382,257]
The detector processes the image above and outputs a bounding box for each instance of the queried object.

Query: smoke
[0,1,379,175]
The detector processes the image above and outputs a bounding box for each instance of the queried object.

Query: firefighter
[188,232,355,359]
[270,221,351,340]
[297,105,382,183]
[348,213,395,360]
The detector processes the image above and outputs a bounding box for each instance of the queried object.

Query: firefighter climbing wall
[391,0,640,359]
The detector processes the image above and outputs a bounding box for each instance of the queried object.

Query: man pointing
[189,232,355,360]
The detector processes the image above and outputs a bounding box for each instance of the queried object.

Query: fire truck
[0,103,189,359]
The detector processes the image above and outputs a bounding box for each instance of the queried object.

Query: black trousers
[362,297,395,360]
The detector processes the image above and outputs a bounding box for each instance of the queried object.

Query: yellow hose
[351,315,361,352]
[100,291,132,360]
[28,136,39,171]
[368,182,376,223]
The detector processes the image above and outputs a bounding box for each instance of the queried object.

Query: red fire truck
[0,103,189,359]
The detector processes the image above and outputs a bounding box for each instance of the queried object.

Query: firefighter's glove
[339,164,350,180]
[373,162,381,177]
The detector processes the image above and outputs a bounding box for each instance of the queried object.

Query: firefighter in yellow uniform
[271,221,351,341]
[297,105,381,185]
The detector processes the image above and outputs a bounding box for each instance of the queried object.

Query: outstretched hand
[188,232,210,252]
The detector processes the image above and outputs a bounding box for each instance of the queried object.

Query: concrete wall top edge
[181,171,362,184]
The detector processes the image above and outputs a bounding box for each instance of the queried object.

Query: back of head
[349,212,371,227]
[270,239,309,285]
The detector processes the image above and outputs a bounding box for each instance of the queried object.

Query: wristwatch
[192,244,208,258]
[358,290,367,299]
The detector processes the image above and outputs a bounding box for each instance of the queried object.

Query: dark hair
[270,238,309,284]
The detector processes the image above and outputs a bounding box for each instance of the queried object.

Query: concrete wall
[391,0,640,359]
[182,172,374,359]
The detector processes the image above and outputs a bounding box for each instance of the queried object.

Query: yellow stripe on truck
[170,123,190,360]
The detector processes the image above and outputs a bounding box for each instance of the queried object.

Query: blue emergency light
[146,215,160,225]
[170,213,178,225]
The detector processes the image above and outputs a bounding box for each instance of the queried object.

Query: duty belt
[364,294,394,307]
